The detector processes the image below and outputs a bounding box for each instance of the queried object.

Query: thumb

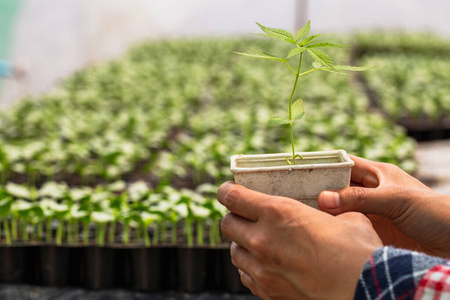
[318,186,409,219]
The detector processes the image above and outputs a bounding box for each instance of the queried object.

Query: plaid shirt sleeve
[354,246,450,300]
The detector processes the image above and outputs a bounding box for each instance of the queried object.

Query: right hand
[318,155,450,258]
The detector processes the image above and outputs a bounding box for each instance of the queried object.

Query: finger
[230,242,255,275]
[238,269,270,299]
[221,213,254,249]
[348,155,380,188]
[318,186,410,219]
[218,181,272,221]
[238,270,262,299]
[335,211,372,227]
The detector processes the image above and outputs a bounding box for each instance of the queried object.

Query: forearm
[355,246,450,300]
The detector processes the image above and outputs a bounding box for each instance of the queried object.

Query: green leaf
[254,22,296,43]
[268,116,292,126]
[0,197,12,217]
[333,65,377,71]
[190,204,210,219]
[6,183,30,199]
[306,48,334,68]
[295,20,311,41]
[320,69,350,76]
[233,49,286,62]
[312,61,322,69]
[302,34,331,45]
[287,47,307,59]
[12,199,33,212]
[307,42,349,48]
[92,211,114,224]
[292,99,305,120]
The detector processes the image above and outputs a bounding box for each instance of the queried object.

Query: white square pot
[230,150,354,208]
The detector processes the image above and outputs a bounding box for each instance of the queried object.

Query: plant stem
[152,225,159,246]
[161,221,167,243]
[186,219,193,247]
[196,221,204,246]
[134,226,141,244]
[288,52,303,165]
[56,220,63,246]
[122,223,129,245]
[108,222,116,244]
[143,225,150,247]
[38,222,44,241]
[97,223,105,247]
[22,222,29,242]
[210,218,221,247]
[74,220,79,243]
[46,219,52,243]
[171,220,177,245]
[3,218,11,245]
[283,62,297,75]
[67,221,73,244]
[82,222,89,245]
[11,216,17,241]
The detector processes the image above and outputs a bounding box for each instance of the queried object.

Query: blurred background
[0,1,450,298]
[2,0,450,107]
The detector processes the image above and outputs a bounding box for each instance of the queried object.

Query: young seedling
[92,211,114,247]
[0,197,13,245]
[235,21,374,165]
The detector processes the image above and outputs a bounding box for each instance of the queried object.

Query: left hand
[218,181,383,300]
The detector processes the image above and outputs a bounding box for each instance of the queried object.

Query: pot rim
[231,149,354,173]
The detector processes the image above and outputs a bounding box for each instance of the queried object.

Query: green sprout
[235,21,374,164]
[0,196,13,245]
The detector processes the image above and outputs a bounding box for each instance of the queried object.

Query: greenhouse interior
[1,1,450,300]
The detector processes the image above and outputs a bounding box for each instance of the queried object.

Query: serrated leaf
[320,69,350,76]
[333,65,376,71]
[255,22,296,43]
[307,42,349,48]
[233,50,286,62]
[292,99,305,120]
[287,47,306,59]
[296,20,311,41]
[306,48,334,68]
[302,34,331,45]
[250,49,287,61]
[268,116,292,126]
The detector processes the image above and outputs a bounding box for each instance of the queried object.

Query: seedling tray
[0,244,248,293]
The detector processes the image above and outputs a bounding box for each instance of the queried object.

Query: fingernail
[321,191,340,209]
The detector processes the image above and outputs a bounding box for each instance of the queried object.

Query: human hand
[218,182,383,300]
[318,155,450,258]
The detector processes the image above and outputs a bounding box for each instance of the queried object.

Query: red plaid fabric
[414,265,450,300]
[355,247,449,300]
